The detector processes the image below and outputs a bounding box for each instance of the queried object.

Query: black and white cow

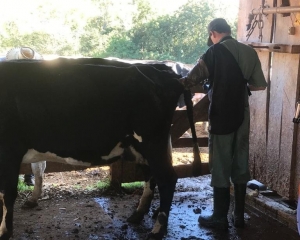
[20,57,181,208]
[0,59,191,240]
[21,58,194,212]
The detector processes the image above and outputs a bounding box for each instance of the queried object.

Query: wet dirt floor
[10,123,300,239]
[12,173,300,240]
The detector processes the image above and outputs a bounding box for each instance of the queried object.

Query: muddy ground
[10,123,300,239]
[12,171,299,240]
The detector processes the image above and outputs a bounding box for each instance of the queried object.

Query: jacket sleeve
[182,59,209,88]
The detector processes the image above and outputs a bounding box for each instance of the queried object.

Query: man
[6,46,44,186]
[180,18,267,230]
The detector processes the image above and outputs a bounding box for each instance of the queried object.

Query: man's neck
[218,34,232,43]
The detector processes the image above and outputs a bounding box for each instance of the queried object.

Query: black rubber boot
[24,174,35,186]
[232,183,246,228]
[198,187,230,230]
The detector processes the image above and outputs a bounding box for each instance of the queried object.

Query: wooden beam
[240,41,300,54]
[172,137,208,148]
[110,160,210,187]
[171,95,209,143]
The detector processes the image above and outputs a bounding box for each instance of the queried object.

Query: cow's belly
[21,134,146,166]
[22,149,93,166]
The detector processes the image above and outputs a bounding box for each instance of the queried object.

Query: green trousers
[209,106,251,188]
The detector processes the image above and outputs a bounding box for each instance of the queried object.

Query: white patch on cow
[137,181,154,212]
[29,162,46,204]
[129,146,147,165]
[101,142,124,160]
[22,149,91,166]
[133,132,143,142]
[167,135,172,163]
[22,143,126,165]
[151,212,167,234]
[0,193,8,236]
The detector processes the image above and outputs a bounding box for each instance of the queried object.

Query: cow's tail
[183,89,202,177]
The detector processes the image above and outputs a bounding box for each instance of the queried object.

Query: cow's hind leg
[22,161,46,208]
[0,147,25,240]
[127,172,156,223]
[145,139,177,240]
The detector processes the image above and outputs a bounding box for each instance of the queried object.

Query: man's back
[220,38,266,87]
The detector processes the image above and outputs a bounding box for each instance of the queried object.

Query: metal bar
[252,6,300,15]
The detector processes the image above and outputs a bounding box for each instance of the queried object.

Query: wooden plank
[267,53,299,198]
[273,0,300,45]
[268,0,300,199]
[294,123,300,200]
[238,0,274,43]
[240,41,300,54]
[110,160,210,186]
[279,54,299,199]
[248,52,269,184]
[171,95,209,144]
[172,95,208,125]
[172,137,208,148]
[266,53,285,192]
[237,0,273,186]
[286,0,300,201]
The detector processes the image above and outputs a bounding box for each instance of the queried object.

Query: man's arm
[179,59,209,89]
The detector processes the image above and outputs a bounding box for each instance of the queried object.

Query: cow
[20,58,194,210]
[0,59,192,240]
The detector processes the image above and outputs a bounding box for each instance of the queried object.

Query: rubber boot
[24,174,35,186]
[232,183,247,228]
[198,187,230,230]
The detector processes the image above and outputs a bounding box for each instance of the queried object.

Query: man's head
[207,18,231,46]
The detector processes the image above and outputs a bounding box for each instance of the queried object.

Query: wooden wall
[238,0,300,200]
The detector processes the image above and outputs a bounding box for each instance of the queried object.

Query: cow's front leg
[22,161,46,208]
[0,193,12,240]
[0,169,20,240]
[0,145,26,240]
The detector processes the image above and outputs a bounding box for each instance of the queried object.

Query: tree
[0,0,237,62]
[101,0,218,63]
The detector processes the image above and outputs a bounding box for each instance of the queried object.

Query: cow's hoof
[21,200,38,209]
[147,212,167,240]
[152,207,160,219]
[0,231,12,240]
[146,232,164,240]
[127,210,144,223]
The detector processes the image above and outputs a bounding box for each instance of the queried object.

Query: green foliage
[95,178,110,190]
[121,181,143,190]
[0,22,76,55]
[0,0,238,64]
[17,177,33,192]
[100,0,220,63]
[132,0,153,26]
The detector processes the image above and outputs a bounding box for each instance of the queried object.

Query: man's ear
[211,31,217,38]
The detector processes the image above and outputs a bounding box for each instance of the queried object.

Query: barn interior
[1,0,300,239]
